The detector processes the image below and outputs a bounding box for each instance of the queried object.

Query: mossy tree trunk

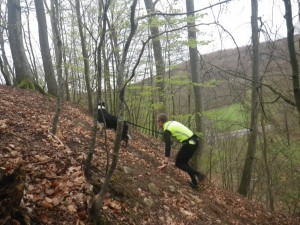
[7,0,36,88]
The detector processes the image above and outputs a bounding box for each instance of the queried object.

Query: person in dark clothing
[157,113,206,190]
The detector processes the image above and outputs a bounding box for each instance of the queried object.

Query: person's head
[157,113,168,129]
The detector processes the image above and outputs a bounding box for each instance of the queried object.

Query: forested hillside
[132,34,295,114]
[1,86,299,224]
[1,0,300,223]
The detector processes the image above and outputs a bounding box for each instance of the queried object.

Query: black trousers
[175,140,205,185]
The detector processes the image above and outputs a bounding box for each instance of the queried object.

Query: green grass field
[204,103,249,131]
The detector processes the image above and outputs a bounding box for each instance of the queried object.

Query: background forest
[1,0,300,222]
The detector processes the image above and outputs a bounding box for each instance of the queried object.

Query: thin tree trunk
[62,28,71,101]
[102,48,113,104]
[261,115,274,211]
[51,0,63,135]
[75,0,93,113]
[143,0,166,113]
[91,1,138,223]
[34,0,58,96]
[24,0,38,82]
[0,3,12,86]
[283,0,300,125]
[0,45,11,86]
[238,0,260,197]
[108,19,119,112]
[85,0,107,181]
[185,0,205,170]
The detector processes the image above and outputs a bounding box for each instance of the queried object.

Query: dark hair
[157,113,168,123]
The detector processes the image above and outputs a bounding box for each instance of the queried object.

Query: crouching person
[156,113,206,190]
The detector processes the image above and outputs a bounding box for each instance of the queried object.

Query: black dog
[97,102,131,146]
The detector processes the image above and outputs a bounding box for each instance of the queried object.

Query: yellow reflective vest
[163,121,194,143]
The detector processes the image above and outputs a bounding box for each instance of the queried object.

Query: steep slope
[0,85,299,225]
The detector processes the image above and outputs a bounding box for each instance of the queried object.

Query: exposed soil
[0,85,299,225]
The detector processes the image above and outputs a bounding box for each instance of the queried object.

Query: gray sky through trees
[193,0,297,53]
[0,0,298,84]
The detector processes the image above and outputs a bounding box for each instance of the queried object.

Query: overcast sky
[1,0,299,84]
[192,0,298,53]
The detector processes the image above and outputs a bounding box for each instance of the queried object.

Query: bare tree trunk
[75,0,93,113]
[34,0,58,96]
[62,30,71,101]
[0,46,11,86]
[143,0,166,113]
[51,0,63,135]
[85,0,107,181]
[283,0,300,125]
[185,0,205,170]
[7,0,35,86]
[108,20,120,112]
[102,48,113,104]
[91,1,138,223]
[238,0,260,197]
[261,116,275,211]
[24,0,38,83]
[0,3,12,86]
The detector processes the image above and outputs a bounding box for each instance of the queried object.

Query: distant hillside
[1,85,299,224]
[134,35,295,112]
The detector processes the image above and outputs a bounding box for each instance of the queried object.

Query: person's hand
[157,163,167,171]
[157,157,169,171]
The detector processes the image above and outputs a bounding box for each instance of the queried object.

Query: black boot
[197,173,206,183]
[189,181,200,191]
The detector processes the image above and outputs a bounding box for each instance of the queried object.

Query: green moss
[17,78,35,90]
[17,78,46,95]
[96,216,108,225]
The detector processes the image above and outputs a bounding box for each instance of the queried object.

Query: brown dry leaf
[74,176,85,185]
[41,125,49,130]
[8,144,15,149]
[50,180,60,188]
[41,201,53,209]
[0,119,8,129]
[68,204,77,212]
[10,150,19,157]
[44,197,53,203]
[45,188,55,196]
[76,219,85,225]
[77,211,88,220]
[52,197,62,206]
[66,180,74,187]
[68,166,81,172]
[109,200,122,211]
[39,214,49,224]
[32,194,44,202]
[35,155,50,162]
[179,207,195,218]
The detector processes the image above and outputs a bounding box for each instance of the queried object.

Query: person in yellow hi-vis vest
[156,113,206,190]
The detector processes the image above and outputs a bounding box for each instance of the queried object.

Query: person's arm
[163,130,172,157]
[158,130,171,170]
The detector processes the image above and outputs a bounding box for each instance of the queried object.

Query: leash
[125,120,163,135]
